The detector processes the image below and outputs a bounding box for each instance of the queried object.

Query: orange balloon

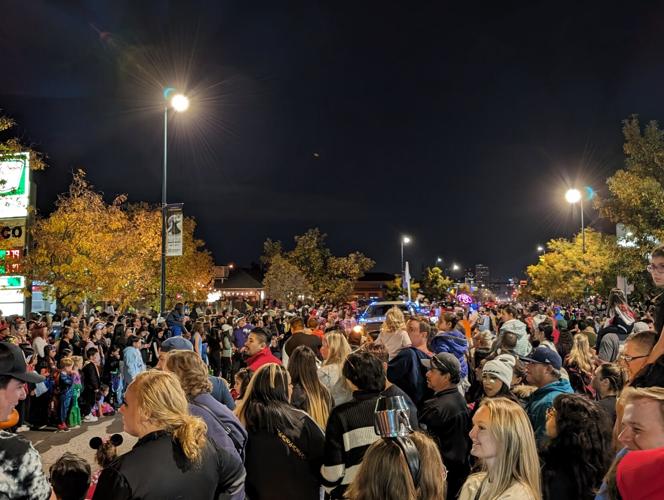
[0,409,20,429]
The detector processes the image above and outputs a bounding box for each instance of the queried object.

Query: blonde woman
[346,431,447,500]
[318,331,353,406]
[165,350,248,464]
[459,397,541,500]
[564,333,598,395]
[93,370,245,500]
[375,306,411,359]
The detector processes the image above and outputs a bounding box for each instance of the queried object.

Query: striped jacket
[321,390,382,499]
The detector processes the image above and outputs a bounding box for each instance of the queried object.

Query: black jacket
[80,362,101,414]
[244,409,325,500]
[655,292,664,338]
[419,386,471,499]
[93,430,245,500]
[387,347,432,408]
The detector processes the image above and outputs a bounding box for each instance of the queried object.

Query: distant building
[217,268,264,303]
[353,272,395,300]
[475,264,490,286]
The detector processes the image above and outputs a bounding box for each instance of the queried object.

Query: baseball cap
[420,353,460,380]
[160,337,193,352]
[0,342,44,383]
[519,346,562,370]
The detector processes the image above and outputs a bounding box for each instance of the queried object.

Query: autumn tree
[383,275,420,301]
[123,203,214,308]
[526,229,618,302]
[24,171,214,310]
[24,171,129,308]
[420,266,453,300]
[261,228,374,304]
[0,111,47,171]
[598,116,664,293]
[263,255,312,304]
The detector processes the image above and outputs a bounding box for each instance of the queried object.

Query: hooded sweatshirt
[430,330,469,379]
[525,378,573,447]
[500,319,531,357]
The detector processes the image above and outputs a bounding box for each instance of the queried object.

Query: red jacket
[245,346,281,372]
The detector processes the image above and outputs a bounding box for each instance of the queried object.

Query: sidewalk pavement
[23,414,137,472]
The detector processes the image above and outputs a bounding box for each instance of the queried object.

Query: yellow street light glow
[170,93,190,112]
[565,188,582,204]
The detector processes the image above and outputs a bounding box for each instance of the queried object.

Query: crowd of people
[4,247,664,499]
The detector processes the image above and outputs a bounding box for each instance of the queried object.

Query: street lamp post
[161,88,189,315]
[401,236,411,275]
[565,188,585,253]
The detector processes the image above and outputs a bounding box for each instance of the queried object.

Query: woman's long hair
[165,350,213,398]
[288,345,331,428]
[471,397,541,500]
[346,432,446,500]
[381,306,407,334]
[542,394,613,499]
[235,363,299,432]
[322,331,351,367]
[130,371,208,463]
[567,334,594,373]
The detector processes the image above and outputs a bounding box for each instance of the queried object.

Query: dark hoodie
[430,330,469,378]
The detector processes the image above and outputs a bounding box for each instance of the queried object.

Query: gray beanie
[482,359,513,388]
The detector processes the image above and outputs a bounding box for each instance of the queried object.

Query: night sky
[3,1,664,280]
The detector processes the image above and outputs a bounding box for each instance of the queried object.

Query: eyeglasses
[619,353,649,363]
[647,264,664,274]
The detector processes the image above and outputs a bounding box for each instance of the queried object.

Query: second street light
[160,88,189,315]
[565,187,585,254]
[401,236,411,275]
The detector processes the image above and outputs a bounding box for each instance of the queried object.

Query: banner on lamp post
[166,204,183,256]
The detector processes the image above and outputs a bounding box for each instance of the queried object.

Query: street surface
[23,414,137,473]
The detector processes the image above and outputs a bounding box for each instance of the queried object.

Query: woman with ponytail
[92,370,245,500]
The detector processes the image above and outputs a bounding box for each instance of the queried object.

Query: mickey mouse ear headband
[89,433,123,450]
[374,395,421,487]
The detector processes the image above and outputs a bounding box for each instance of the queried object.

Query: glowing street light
[160,88,190,315]
[537,245,544,253]
[452,263,460,272]
[565,188,582,204]
[400,236,411,275]
[565,188,585,254]
[170,93,190,112]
